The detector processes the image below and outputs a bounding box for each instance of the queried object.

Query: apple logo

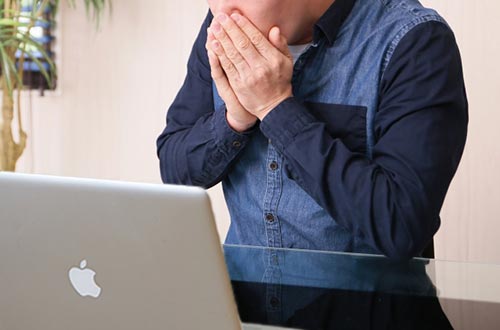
[69,260,102,298]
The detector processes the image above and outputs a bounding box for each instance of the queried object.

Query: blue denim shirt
[157,0,468,259]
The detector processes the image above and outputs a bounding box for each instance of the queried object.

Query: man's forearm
[156,12,253,188]
[157,105,252,188]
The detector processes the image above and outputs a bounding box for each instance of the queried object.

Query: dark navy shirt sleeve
[156,12,254,188]
[260,21,468,259]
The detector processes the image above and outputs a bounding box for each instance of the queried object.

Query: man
[156,0,468,259]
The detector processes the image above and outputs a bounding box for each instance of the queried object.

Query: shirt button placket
[262,144,284,324]
[263,145,283,249]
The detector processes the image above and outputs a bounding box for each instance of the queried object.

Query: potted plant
[0,0,110,171]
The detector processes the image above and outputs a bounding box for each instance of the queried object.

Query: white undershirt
[288,43,313,64]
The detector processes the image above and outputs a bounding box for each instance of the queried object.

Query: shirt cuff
[211,106,255,156]
[260,97,317,152]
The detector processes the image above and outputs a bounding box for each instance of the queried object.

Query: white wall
[14,0,500,263]
[15,0,231,240]
[419,0,500,263]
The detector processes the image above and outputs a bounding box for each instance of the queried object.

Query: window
[16,0,56,92]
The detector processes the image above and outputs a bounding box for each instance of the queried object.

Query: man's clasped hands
[206,12,294,132]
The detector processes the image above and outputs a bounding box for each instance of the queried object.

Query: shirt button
[265,213,275,223]
[270,297,280,308]
[232,141,241,148]
[269,161,279,171]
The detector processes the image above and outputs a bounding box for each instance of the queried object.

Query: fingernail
[231,13,240,22]
[217,13,227,22]
[212,21,221,32]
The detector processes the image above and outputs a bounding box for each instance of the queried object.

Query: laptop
[0,173,289,330]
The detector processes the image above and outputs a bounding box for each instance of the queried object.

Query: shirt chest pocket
[305,102,368,154]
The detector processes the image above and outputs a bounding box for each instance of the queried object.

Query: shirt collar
[313,0,356,46]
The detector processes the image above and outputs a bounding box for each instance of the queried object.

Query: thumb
[269,26,292,60]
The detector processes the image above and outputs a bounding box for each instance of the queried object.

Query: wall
[13,0,500,263]
[419,0,500,263]
[15,0,231,240]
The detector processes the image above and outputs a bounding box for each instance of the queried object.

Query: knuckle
[237,38,251,50]
[254,67,267,80]
[246,76,258,87]
[250,33,264,46]
[225,61,236,74]
[233,54,245,65]
[226,49,239,60]
[270,59,281,71]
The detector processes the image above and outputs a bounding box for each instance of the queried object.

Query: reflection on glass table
[223,244,500,330]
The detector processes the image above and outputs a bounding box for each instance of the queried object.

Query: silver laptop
[0,173,247,330]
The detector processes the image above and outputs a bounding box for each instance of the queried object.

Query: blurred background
[9,0,500,263]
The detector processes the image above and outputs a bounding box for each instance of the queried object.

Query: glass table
[223,244,500,329]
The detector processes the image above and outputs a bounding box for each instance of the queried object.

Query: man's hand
[207,13,294,121]
[206,23,258,133]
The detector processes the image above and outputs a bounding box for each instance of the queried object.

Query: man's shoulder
[346,0,450,72]
[356,0,447,33]
[352,0,444,24]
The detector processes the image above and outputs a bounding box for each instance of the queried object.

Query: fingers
[207,26,240,80]
[229,13,275,60]
[207,48,225,81]
[206,49,243,111]
[205,13,293,123]
[215,13,261,64]
[268,26,293,61]
[206,26,215,44]
[206,28,242,109]
[209,37,241,83]
[209,20,250,76]
[207,48,257,132]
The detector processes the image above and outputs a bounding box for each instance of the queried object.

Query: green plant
[0,0,110,171]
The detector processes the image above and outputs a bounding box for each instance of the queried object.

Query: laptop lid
[0,173,241,330]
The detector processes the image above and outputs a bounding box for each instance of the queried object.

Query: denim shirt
[157,0,468,259]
